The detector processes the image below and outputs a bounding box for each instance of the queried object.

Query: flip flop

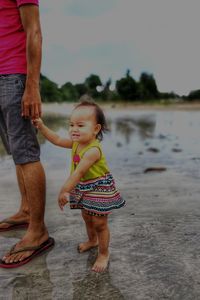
[0,219,29,232]
[0,237,55,268]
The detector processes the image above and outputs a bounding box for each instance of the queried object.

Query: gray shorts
[0,74,40,165]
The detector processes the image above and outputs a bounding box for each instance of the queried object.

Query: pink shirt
[0,0,39,74]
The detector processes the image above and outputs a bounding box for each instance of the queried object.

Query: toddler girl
[33,99,125,272]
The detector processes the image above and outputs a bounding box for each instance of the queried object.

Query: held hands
[58,191,70,211]
[32,118,44,129]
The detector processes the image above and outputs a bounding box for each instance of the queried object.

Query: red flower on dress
[73,154,80,163]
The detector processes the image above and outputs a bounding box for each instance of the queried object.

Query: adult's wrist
[25,76,40,88]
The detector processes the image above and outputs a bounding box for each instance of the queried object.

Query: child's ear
[95,124,101,135]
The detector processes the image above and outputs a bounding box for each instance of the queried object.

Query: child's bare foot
[78,241,98,253]
[91,253,109,273]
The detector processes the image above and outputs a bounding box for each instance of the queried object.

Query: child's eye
[78,124,84,127]
[69,124,74,127]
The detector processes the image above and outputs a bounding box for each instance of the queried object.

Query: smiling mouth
[72,134,80,138]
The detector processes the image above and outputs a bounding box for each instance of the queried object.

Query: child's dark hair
[75,95,109,141]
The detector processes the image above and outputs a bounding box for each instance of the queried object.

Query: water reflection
[41,114,156,145]
[73,249,125,300]
[37,114,69,145]
[1,111,200,178]
[115,114,156,143]
[0,113,156,157]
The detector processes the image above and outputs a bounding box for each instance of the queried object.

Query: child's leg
[78,210,98,253]
[91,215,110,273]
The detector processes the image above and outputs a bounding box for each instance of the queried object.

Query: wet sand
[1,103,200,300]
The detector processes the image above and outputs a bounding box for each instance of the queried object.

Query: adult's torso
[0,0,38,74]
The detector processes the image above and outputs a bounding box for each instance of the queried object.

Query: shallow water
[38,110,200,179]
[1,108,200,300]
[1,110,200,177]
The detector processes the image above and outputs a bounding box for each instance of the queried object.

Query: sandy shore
[0,105,200,299]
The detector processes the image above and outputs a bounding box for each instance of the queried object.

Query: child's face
[69,106,101,144]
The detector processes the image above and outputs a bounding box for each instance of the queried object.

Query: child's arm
[58,147,101,210]
[33,118,73,148]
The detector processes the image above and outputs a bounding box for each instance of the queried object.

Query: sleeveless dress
[69,139,125,216]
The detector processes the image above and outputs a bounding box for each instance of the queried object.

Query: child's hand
[58,192,69,210]
[32,118,44,129]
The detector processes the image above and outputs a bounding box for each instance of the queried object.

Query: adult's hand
[21,85,42,119]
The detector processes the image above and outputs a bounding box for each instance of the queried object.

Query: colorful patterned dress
[69,139,125,216]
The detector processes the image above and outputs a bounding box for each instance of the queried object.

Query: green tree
[74,83,88,98]
[40,74,61,102]
[84,74,102,98]
[60,82,78,101]
[187,89,200,100]
[139,72,159,99]
[159,91,179,99]
[116,70,138,100]
[100,78,112,100]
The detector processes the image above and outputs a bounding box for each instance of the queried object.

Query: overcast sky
[40,0,200,95]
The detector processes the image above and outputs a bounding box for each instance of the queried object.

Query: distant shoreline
[42,101,200,116]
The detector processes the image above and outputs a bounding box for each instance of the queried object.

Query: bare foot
[78,240,98,253]
[92,253,110,273]
[0,212,29,230]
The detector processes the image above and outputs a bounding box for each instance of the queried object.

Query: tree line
[40,70,199,103]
